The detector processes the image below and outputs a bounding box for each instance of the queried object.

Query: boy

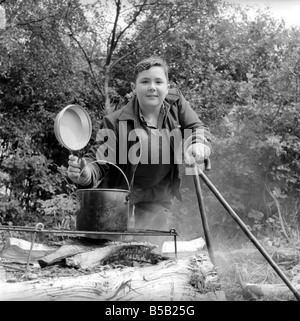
[68,56,211,246]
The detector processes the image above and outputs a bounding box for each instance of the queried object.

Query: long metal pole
[192,165,215,265]
[198,167,300,301]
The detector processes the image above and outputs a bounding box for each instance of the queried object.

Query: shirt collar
[138,101,170,129]
[138,101,169,119]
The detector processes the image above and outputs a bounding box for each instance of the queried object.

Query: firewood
[0,237,58,264]
[0,253,226,301]
[65,242,160,269]
[65,245,122,269]
[38,243,95,268]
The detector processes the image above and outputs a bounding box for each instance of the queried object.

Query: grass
[213,239,300,301]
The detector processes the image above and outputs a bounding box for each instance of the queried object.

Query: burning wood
[65,242,164,269]
[38,243,95,268]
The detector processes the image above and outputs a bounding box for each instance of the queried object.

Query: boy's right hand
[67,155,91,185]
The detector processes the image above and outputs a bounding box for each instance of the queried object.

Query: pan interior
[58,106,91,150]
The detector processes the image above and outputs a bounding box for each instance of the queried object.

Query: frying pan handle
[68,150,85,173]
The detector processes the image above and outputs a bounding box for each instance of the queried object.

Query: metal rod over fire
[197,163,300,301]
[0,225,178,260]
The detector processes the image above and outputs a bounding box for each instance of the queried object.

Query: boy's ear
[131,82,135,93]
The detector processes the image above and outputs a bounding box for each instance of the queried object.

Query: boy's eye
[139,79,164,84]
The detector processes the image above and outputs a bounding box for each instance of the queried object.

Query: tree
[1,0,300,242]
[112,1,300,239]
[71,0,220,113]
[0,0,90,225]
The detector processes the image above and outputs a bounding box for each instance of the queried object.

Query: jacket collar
[117,95,171,122]
[117,95,139,121]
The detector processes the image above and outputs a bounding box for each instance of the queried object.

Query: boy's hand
[67,155,91,185]
[185,142,211,166]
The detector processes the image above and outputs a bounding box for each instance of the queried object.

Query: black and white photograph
[0,0,300,306]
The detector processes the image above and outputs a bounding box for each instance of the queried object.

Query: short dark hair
[134,56,169,82]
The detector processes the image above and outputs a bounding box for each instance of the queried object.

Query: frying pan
[54,104,92,152]
[54,106,132,236]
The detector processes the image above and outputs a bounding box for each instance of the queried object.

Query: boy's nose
[149,82,156,90]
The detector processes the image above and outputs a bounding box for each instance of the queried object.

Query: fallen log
[242,282,300,301]
[0,253,226,301]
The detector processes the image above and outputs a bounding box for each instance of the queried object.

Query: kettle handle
[79,160,131,192]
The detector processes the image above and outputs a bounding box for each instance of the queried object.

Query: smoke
[0,6,6,30]
[131,203,173,251]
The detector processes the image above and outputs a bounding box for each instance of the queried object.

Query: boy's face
[132,66,169,111]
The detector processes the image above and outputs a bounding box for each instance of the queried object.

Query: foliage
[37,193,77,229]
[0,0,299,245]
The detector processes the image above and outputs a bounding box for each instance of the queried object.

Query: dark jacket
[82,89,211,201]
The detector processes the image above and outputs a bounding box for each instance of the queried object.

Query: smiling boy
[67,56,211,247]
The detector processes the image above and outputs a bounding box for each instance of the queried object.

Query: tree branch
[266,185,291,242]
[67,20,105,102]
[110,6,188,70]
[114,0,148,49]
[106,0,122,66]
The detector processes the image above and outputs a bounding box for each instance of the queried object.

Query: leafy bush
[37,193,77,230]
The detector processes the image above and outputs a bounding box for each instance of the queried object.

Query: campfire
[0,224,225,301]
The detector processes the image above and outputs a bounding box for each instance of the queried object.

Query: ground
[1,230,299,301]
